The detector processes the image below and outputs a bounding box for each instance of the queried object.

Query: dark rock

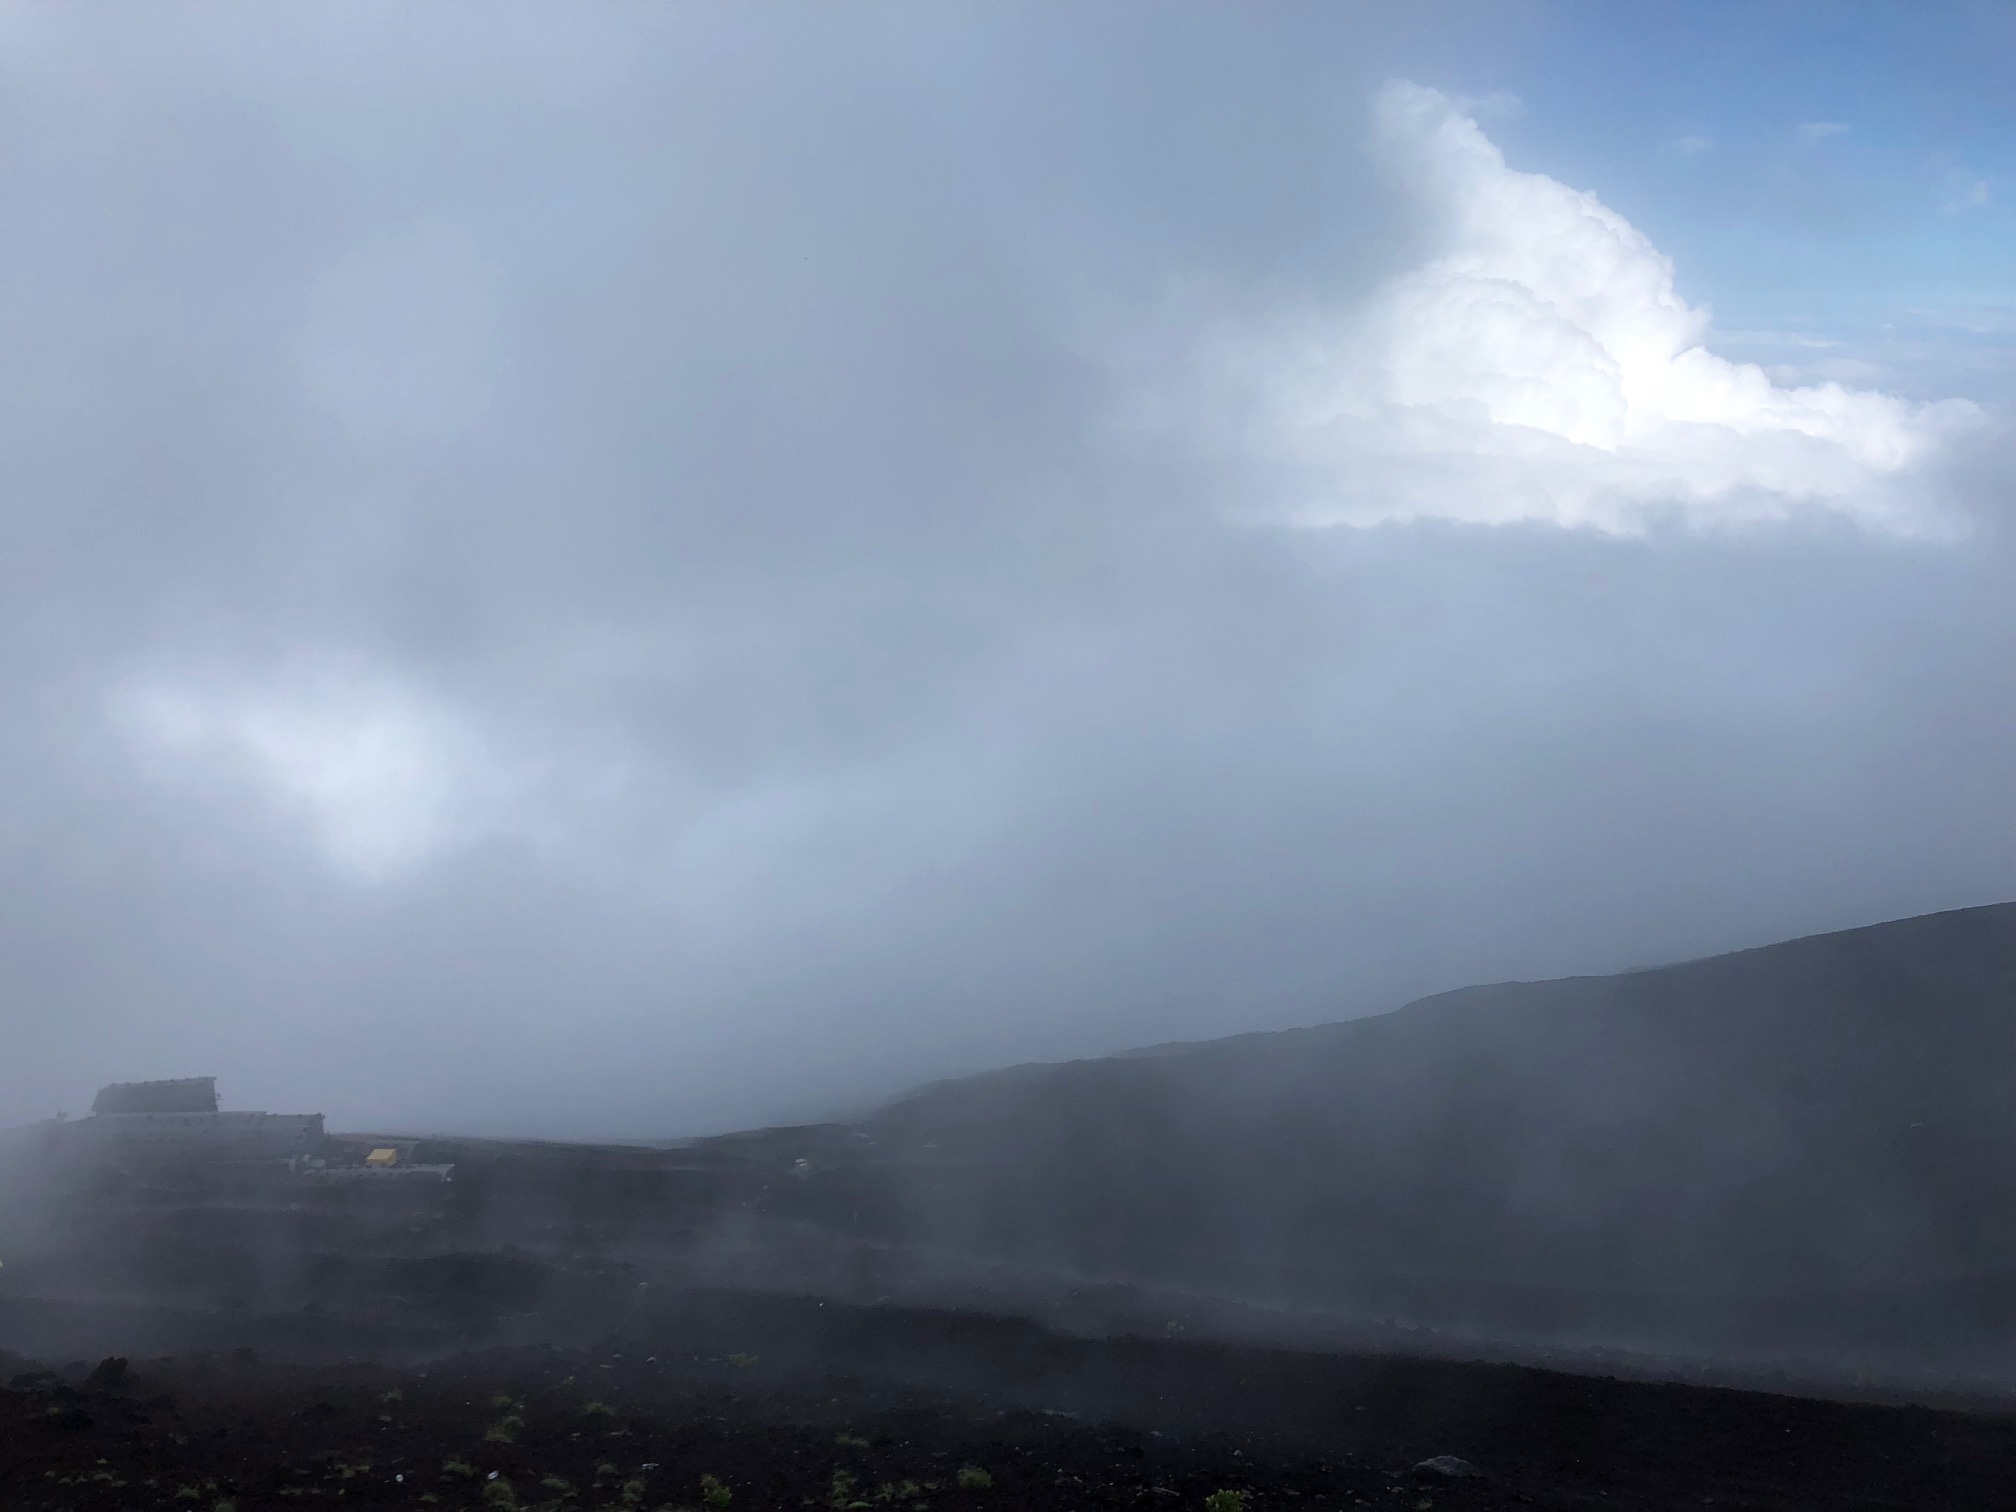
[1413,1456,1480,1479]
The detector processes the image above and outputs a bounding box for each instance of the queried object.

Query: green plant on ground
[622,1478,650,1506]
[699,1472,733,1508]
[1203,1492,1250,1512]
[486,1414,526,1443]
[541,1476,575,1493]
[443,1458,477,1477]
[953,1467,992,1491]
[584,1400,615,1417]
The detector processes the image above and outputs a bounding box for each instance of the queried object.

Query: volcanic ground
[7,902,2016,1508]
[9,1287,2016,1512]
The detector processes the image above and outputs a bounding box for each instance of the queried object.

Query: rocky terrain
[9,1288,2016,1512]
[6,901,2016,1506]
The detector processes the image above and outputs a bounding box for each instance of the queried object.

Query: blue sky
[1465,2,2015,392]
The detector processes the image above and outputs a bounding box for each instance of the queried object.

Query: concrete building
[68,1079,325,1164]
[74,1111,326,1162]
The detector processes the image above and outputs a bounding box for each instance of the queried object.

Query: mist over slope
[5,902,2016,1391]
[865,901,2016,1324]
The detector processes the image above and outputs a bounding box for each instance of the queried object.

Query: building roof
[92,1078,220,1116]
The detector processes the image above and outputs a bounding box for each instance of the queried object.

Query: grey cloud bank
[1,7,2011,1139]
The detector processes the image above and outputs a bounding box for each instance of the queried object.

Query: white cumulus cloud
[1261,83,1978,536]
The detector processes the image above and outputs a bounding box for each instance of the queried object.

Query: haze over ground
[1,4,2012,1139]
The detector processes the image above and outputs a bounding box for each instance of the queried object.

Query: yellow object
[365,1147,398,1167]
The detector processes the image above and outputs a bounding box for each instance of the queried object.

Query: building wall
[73,1112,325,1162]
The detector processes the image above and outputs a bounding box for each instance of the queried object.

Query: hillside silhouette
[863,901,2016,1357]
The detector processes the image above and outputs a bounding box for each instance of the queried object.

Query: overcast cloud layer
[2,7,2013,1137]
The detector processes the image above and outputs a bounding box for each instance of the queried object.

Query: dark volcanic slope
[864,902,2016,1359]
[6,903,2015,1390]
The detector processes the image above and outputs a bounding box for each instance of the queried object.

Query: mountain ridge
[890,898,2016,1101]
[859,898,2016,1335]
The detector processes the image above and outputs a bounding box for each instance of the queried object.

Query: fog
[2,5,2012,1139]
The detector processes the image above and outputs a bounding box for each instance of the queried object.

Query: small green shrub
[954,1467,992,1491]
[1203,1492,1250,1512]
[700,1472,733,1508]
